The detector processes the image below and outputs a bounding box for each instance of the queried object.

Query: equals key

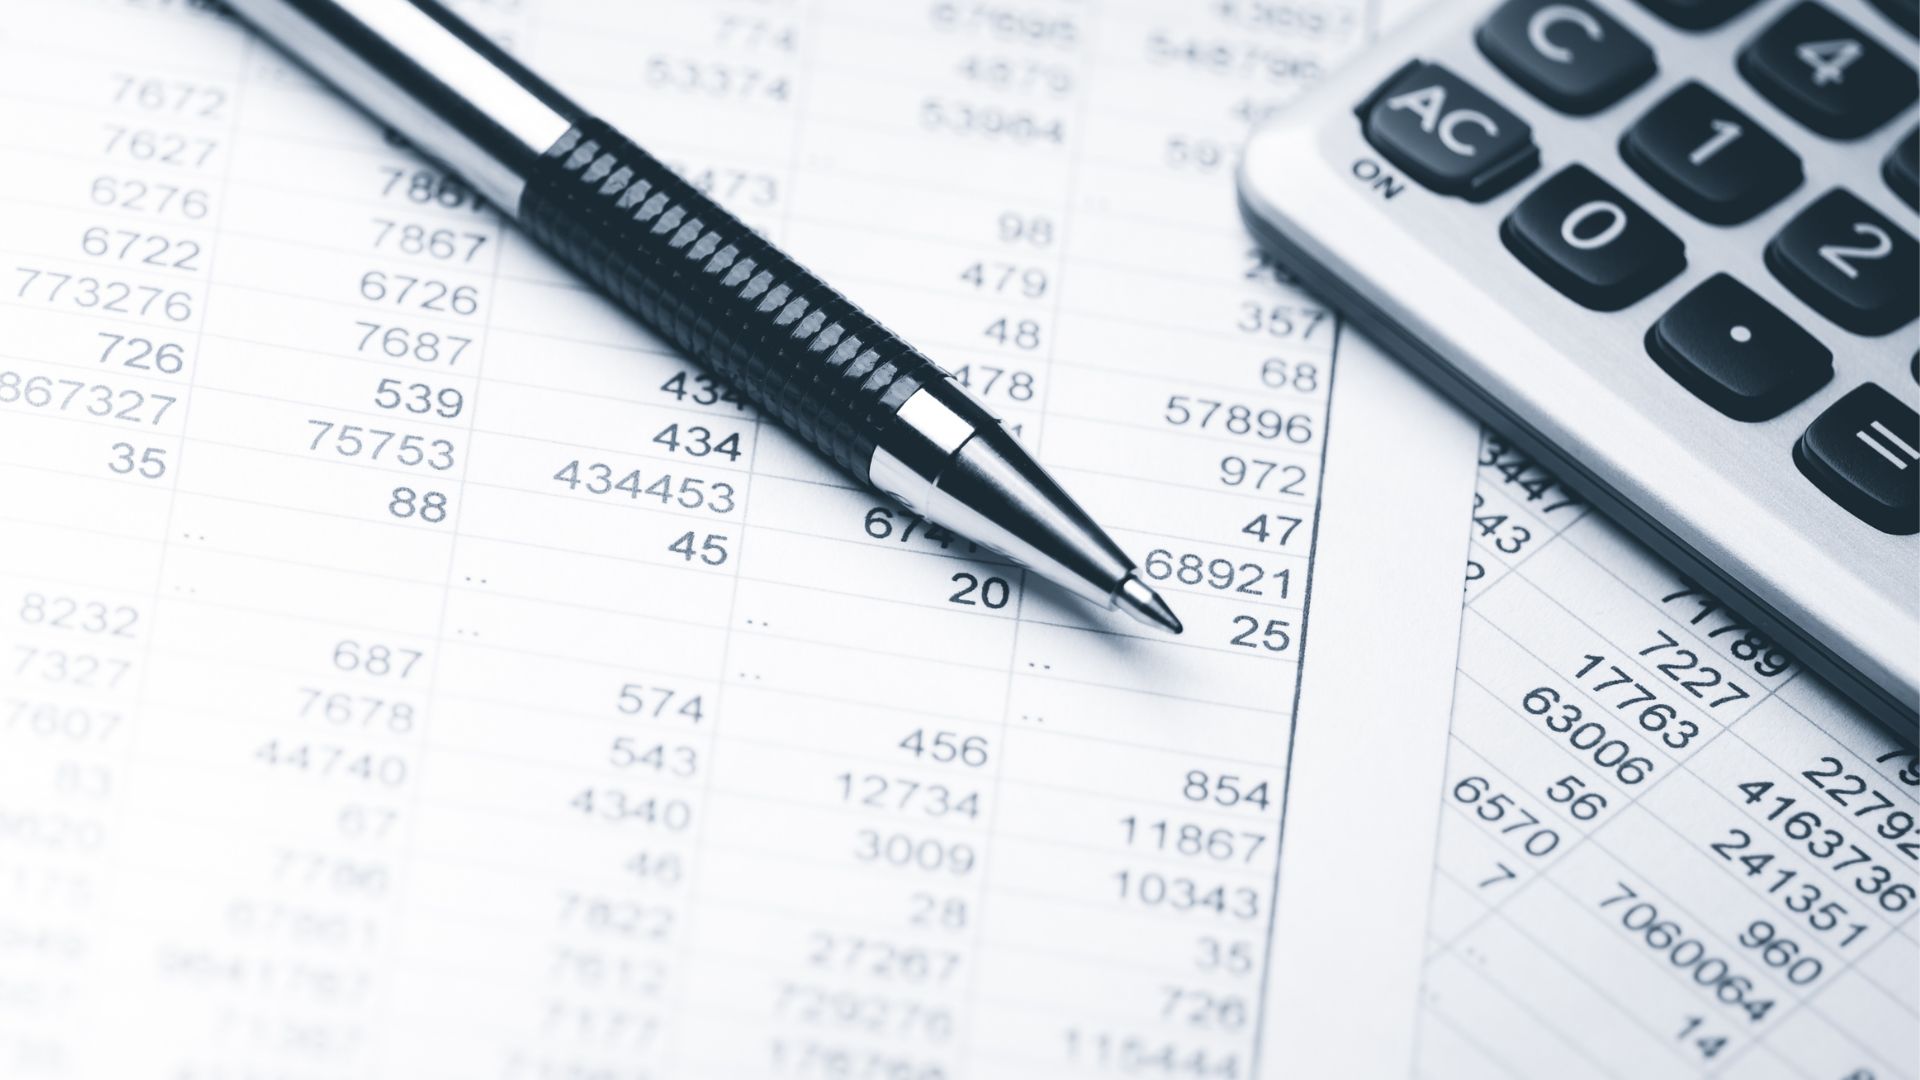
[1795,384,1920,534]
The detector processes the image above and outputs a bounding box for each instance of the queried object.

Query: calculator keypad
[1738,2,1918,139]
[1501,164,1687,307]
[1795,383,1920,532]
[1620,82,1803,223]
[1476,0,1657,113]
[1358,61,1541,199]
[1646,273,1832,419]
[1766,188,1919,334]
[1343,0,1917,545]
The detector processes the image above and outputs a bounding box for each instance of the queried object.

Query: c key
[1478,0,1657,114]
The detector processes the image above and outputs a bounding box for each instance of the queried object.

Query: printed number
[1164,395,1312,442]
[358,271,479,315]
[950,364,1035,401]
[369,218,489,262]
[653,423,743,461]
[379,166,482,210]
[1218,455,1307,494]
[659,371,745,410]
[616,684,705,723]
[668,531,729,565]
[1144,549,1285,597]
[1258,358,1319,392]
[946,572,1010,609]
[1240,513,1305,546]
[80,227,201,270]
[107,443,166,478]
[372,378,464,418]
[1545,774,1609,820]
[353,322,473,365]
[90,177,209,219]
[331,640,423,678]
[387,486,447,523]
[957,262,1048,298]
[1182,769,1271,810]
[96,333,184,374]
[983,317,1041,350]
[995,212,1054,247]
[1228,615,1291,652]
[1520,686,1654,784]
[899,729,989,767]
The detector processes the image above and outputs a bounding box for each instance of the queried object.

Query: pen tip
[1116,575,1184,635]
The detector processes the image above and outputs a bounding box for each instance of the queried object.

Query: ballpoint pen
[223,0,1184,636]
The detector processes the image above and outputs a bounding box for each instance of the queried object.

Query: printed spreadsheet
[0,1,1483,1078]
[1415,433,1920,1080]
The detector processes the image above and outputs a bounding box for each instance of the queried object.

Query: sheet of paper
[1414,433,1920,1080]
[0,1,1476,1077]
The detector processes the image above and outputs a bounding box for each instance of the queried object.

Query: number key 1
[1620,82,1802,225]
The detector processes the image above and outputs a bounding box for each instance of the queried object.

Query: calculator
[1237,0,1920,733]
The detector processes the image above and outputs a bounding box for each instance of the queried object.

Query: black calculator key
[1886,127,1919,208]
[1477,0,1657,114]
[1358,60,1540,200]
[1634,0,1760,30]
[1766,188,1919,334]
[1738,3,1918,139]
[1867,0,1918,35]
[1795,383,1920,533]
[1621,82,1802,224]
[1501,164,1686,309]
[1646,274,1832,420]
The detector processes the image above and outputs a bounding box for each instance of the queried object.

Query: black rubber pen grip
[518,118,941,477]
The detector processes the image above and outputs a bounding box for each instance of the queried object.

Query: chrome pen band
[866,383,978,521]
[869,380,1138,611]
[224,0,576,210]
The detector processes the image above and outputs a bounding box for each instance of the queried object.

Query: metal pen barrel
[223,0,1182,633]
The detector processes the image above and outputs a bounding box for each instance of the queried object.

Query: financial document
[1415,434,1920,1079]
[0,1,1478,1077]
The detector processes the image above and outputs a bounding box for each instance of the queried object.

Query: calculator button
[1795,383,1920,533]
[1867,0,1918,35]
[1620,82,1802,224]
[1646,274,1831,420]
[1501,164,1686,309]
[1766,189,1919,334]
[1358,60,1540,200]
[1886,127,1919,208]
[1476,0,1657,114]
[1633,0,1760,30]
[1738,2,1918,139]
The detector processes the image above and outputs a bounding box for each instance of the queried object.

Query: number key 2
[1766,188,1918,335]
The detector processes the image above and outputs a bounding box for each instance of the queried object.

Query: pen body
[223,0,1170,627]
[521,121,942,481]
